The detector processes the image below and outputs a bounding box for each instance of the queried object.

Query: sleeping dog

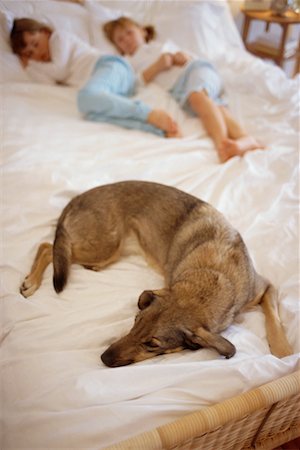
[20,181,292,366]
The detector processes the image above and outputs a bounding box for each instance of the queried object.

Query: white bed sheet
[1,1,300,449]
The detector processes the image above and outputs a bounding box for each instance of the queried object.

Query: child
[104,17,264,162]
[10,18,180,137]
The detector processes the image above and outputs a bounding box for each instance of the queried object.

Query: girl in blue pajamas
[10,18,179,138]
[77,55,168,136]
[104,17,264,162]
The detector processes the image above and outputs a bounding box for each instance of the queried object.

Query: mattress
[1,1,299,449]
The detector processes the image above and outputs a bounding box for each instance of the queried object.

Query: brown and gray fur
[20,181,292,366]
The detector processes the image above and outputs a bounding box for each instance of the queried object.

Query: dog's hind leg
[260,284,293,358]
[75,234,125,273]
[20,243,53,298]
[82,244,123,272]
[241,275,270,312]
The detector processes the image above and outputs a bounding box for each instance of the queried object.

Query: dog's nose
[101,348,116,367]
[100,348,134,367]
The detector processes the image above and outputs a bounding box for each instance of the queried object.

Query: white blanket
[1,1,299,449]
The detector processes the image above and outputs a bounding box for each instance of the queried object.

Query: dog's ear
[181,326,236,358]
[138,288,170,310]
[138,290,156,310]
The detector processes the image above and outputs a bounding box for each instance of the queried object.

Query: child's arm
[19,31,78,85]
[25,61,60,84]
[142,53,173,84]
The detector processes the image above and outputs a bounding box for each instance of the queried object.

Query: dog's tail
[53,224,72,293]
[261,284,293,358]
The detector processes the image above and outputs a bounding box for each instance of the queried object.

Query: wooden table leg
[277,23,289,67]
[293,38,300,76]
[242,16,251,44]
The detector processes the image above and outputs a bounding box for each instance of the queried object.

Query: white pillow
[0,0,92,83]
[0,9,31,82]
[84,1,123,53]
[86,0,243,59]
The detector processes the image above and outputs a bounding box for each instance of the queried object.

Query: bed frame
[1,1,299,448]
[105,370,300,450]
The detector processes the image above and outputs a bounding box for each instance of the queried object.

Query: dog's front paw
[20,275,39,298]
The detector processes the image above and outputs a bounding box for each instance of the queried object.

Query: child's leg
[188,90,228,155]
[79,90,179,137]
[218,106,264,162]
[174,60,263,161]
[187,91,262,162]
[77,58,179,137]
[219,106,247,139]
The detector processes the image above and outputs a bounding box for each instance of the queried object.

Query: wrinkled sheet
[1,50,300,449]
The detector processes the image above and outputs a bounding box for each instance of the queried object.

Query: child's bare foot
[147,109,182,138]
[218,136,264,163]
[165,129,183,138]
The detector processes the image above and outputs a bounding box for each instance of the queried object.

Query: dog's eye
[145,341,158,348]
[143,338,161,350]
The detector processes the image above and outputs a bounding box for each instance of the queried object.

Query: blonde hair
[103,16,156,53]
[10,18,52,55]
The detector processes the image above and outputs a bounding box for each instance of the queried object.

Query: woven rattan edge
[253,426,300,450]
[103,369,300,450]
[103,429,163,450]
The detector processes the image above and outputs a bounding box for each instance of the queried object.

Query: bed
[1,1,299,449]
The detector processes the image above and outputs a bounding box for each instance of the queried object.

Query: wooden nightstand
[241,9,300,75]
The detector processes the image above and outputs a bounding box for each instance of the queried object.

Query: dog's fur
[20,181,292,366]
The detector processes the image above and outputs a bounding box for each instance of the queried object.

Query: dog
[20,180,292,366]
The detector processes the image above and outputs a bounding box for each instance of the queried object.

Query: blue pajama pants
[77,56,164,136]
[170,59,226,114]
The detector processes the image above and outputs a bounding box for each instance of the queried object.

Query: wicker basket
[104,369,300,450]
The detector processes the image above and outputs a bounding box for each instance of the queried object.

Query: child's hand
[173,52,190,66]
[19,54,29,68]
[156,53,173,72]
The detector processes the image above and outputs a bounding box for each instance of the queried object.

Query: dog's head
[101,289,195,367]
[100,288,235,367]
